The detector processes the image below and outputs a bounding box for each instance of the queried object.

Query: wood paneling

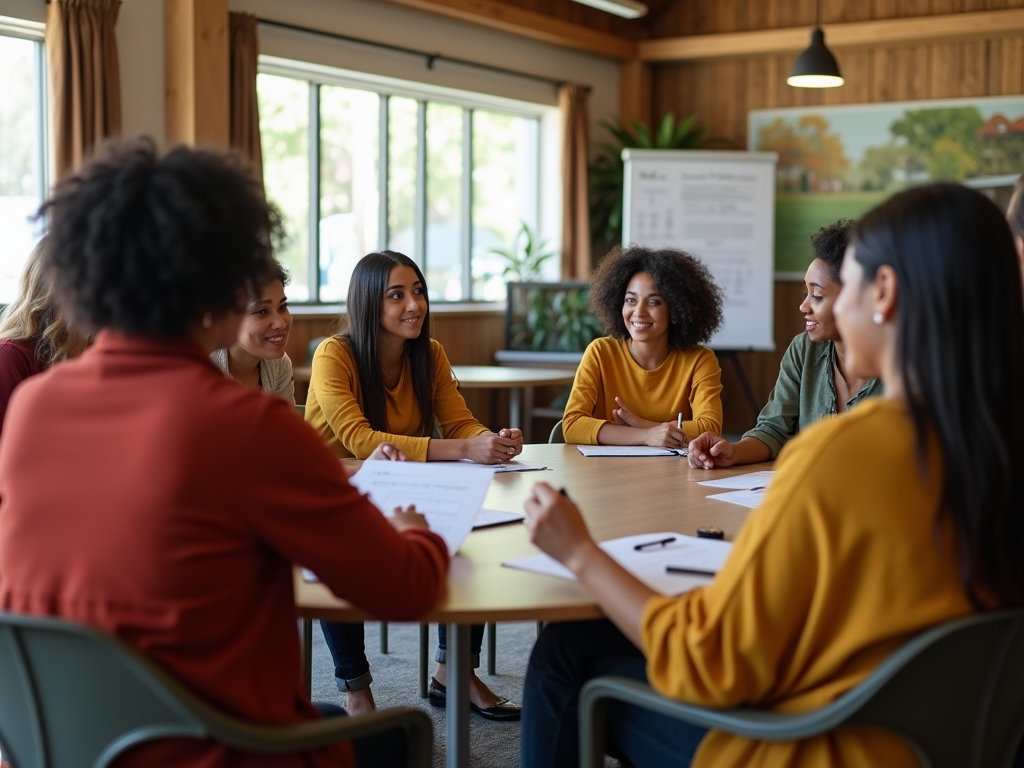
[649,0,1024,433]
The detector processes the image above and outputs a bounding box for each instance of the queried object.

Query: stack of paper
[577,446,687,457]
[503,532,732,596]
[698,471,775,508]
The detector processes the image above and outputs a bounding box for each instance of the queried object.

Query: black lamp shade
[787,28,844,88]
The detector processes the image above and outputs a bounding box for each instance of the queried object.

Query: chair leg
[537,620,544,638]
[487,623,496,675]
[381,622,388,654]
[419,623,429,698]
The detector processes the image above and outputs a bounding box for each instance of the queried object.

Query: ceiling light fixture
[568,0,649,20]
[787,0,844,88]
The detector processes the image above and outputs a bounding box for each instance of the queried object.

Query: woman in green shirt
[688,219,883,469]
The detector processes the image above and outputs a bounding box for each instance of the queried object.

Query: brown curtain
[559,84,591,280]
[46,0,122,179]
[230,12,264,187]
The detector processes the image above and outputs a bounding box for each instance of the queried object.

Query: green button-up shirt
[743,333,883,459]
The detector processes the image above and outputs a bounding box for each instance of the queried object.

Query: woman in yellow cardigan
[561,245,724,447]
[307,250,522,721]
[519,183,1024,768]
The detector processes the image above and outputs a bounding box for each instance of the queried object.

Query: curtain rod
[255,17,584,90]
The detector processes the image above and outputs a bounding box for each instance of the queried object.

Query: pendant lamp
[787,0,844,88]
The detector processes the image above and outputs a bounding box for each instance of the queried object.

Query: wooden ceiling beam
[638,8,1024,62]
[375,0,637,60]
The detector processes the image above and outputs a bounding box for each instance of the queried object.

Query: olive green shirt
[743,333,883,459]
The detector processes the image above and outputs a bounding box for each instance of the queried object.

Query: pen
[676,412,682,431]
[633,536,677,551]
[666,566,717,577]
[749,486,767,491]
[558,487,572,501]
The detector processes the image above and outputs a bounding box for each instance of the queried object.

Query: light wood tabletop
[449,366,577,389]
[295,443,770,768]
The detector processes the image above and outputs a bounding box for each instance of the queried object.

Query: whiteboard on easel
[622,149,777,351]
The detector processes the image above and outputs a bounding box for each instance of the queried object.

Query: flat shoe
[427,677,522,722]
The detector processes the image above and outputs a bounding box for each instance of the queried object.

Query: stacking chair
[580,610,1024,768]
[0,612,433,768]
[548,418,565,444]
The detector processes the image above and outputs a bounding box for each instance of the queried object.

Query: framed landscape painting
[750,95,1024,277]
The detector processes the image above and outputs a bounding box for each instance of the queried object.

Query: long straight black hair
[339,251,435,437]
[851,183,1024,608]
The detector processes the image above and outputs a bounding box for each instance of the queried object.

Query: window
[0,17,47,303]
[257,58,555,303]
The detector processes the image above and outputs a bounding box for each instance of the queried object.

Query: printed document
[577,446,687,457]
[349,462,494,554]
[697,470,775,489]
[503,532,732,596]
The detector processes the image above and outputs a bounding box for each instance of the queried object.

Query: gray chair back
[548,419,565,444]
[580,610,1024,768]
[0,612,432,768]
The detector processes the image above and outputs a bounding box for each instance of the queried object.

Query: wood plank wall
[651,0,1024,433]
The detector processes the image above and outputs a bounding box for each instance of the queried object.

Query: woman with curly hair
[0,237,87,438]
[689,219,883,469]
[561,245,724,447]
[211,260,295,402]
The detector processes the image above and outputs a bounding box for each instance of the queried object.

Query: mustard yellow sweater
[562,337,723,444]
[305,337,488,460]
[641,398,973,768]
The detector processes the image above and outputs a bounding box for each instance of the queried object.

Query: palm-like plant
[589,112,706,248]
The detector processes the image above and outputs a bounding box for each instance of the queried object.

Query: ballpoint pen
[633,536,677,551]
[666,565,717,577]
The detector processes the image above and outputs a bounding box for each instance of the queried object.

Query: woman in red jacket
[0,138,449,768]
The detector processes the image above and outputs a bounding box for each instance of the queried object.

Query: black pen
[666,565,717,577]
[558,487,572,501]
[633,536,677,551]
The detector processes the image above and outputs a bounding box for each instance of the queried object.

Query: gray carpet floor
[309,621,535,768]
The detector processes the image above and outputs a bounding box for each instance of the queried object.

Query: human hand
[688,433,735,468]
[368,442,408,462]
[612,397,658,429]
[463,432,522,464]
[497,428,524,456]
[643,421,686,449]
[523,483,598,573]
[389,504,430,532]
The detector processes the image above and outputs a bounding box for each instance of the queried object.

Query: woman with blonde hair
[0,239,87,436]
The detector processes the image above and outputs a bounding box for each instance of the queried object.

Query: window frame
[258,55,560,305]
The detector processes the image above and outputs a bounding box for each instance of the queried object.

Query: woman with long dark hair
[518,182,1024,768]
[306,250,522,720]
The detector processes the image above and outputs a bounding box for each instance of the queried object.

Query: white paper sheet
[349,462,495,555]
[577,446,687,457]
[707,488,767,508]
[697,470,775,489]
[453,459,547,473]
[502,532,732,596]
[474,509,526,528]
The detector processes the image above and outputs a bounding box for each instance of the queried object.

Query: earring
[872,312,884,325]
[202,312,213,329]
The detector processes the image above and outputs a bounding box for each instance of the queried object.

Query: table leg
[446,623,470,768]
[299,618,312,698]
[509,386,522,434]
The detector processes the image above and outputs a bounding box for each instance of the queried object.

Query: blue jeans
[312,702,408,767]
[520,619,707,768]
[319,620,487,691]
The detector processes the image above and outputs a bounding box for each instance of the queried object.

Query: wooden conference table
[296,443,770,768]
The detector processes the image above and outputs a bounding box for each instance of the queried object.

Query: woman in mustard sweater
[307,250,521,720]
[519,183,1024,768]
[561,245,724,447]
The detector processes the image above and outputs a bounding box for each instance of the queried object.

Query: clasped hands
[612,396,686,449]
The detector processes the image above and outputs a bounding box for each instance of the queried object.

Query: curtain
[229,12,263,187]
[559,84,591,279]
[46,0,122,179]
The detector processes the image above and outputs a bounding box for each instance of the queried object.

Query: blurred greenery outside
[257,72,546,304]
[0,33,45,303]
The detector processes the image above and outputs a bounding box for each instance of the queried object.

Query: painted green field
[774,192,886,274]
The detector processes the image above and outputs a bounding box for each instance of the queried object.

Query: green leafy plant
[489,222,555,282]
[589,112,706,248]
[510,284,604,353]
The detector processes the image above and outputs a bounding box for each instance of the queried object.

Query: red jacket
[0,331,449,767]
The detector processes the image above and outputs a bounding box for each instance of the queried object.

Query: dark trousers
[312,702,408,767]
[320,620,487,691]
[519,619,707,768]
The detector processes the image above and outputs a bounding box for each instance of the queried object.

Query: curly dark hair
[588,245,723,348]
[809,218,855,284]
[38,137,283,338]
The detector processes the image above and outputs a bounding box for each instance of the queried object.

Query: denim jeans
[319,620,487,691]
[312,702,408,767]
[519,619,707,768]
